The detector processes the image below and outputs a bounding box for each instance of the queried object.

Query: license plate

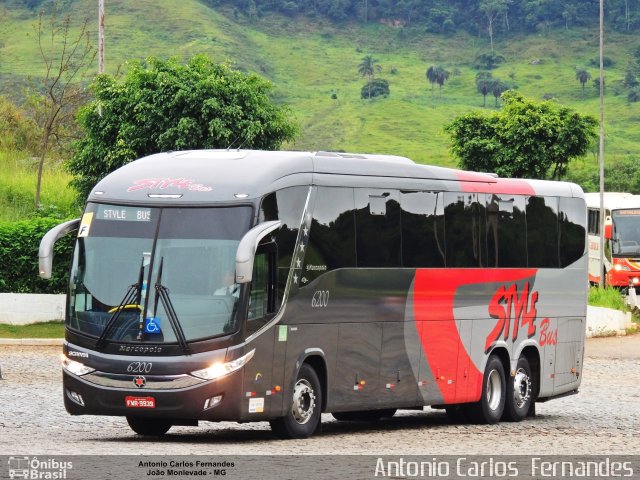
[125,396,156,408]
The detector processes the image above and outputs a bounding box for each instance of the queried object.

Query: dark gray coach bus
[40,150,587,438]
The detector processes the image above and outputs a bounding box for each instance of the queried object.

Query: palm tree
[358,55,382,99]
[426,65,439,97]
[575,69,591,95]
[435,68,451,98]
[491,80,508,106]
[476,71,494,107]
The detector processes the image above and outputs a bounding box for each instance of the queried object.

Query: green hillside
[0,0,638,181]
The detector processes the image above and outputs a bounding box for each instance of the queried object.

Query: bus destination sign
[615,209,640,216]
[97,205,152,222]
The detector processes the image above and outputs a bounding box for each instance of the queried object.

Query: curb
[0,338,63,346]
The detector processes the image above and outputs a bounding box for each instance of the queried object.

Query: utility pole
[98,0,105,74]
[598,0,605,288]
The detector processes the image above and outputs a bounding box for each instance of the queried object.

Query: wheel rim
[513,367,532,409]
[291,378,316,425]
[486,368,502,411]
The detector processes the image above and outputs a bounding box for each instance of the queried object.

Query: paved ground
[0,336,638,455]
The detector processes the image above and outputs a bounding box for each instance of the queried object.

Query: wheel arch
[295,348,328,413]
[519,344,541,400]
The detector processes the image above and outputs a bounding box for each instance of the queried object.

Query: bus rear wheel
[270,363,322,439]
[469,355,506,424]
[126,416,172,436]
[332,409,396,421]
[503,356,534,422]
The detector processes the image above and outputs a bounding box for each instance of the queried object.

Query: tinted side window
[444,192,487,267]
[487,194,528,268]
[588,209,600,235]
[259,187,309,304]
[354,189,402,268]
[305,187,356,284]
[526,196,559,268]
[401,192,445,268]
[559,197,586,267]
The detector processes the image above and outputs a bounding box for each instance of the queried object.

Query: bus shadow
[99,409,553,444]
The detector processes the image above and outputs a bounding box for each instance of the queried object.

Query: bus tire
[332,409,396,421]
[469,355,506,424]
[503,356,534,422]
[270,363,322,439]
[126,416,172,436]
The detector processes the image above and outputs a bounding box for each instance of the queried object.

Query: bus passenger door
[241,245,278,420]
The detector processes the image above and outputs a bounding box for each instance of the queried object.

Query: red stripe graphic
[413,268,537,404]
[456,171,536,195]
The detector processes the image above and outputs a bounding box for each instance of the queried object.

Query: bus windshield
[612,209,640,256]
[68,203,252,344]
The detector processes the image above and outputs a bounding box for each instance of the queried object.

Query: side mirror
[39,218,80,279]
[235,220,281,284]
[604,222,613,240]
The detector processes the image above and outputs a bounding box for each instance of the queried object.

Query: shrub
[361,78,390,99]
[0,217,74,293]
[474,51,505,70]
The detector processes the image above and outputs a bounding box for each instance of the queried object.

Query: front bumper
[63,370,243,421]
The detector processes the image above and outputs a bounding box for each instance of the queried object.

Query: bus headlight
[61,355,95,376]
[614,264,630,271]
[190,349,255,381]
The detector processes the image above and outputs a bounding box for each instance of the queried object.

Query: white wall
[0,293,65,325]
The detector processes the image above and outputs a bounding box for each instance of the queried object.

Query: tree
[575,68,592,95]
[445,92,597,180]
[491,80,508,106]
[426,65,450,98]
[67,55,298,201]
[30,3,95,209]
[435,67,450,97]
[479,0,508,51]
[476,71,494,107]
[426,65,439,97]
[360,78,389,99]
[358,55,382,99]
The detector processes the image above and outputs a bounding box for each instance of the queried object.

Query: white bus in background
[585,192,640,291]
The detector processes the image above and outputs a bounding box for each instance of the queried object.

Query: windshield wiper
[95,257,146,349]
[153,257,190,354]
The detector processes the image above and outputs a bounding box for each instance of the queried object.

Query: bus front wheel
[126,416,172,436]
[469,355,506,424]
[270,363,322,439]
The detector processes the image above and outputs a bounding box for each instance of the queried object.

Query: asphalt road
[0,335,638,456]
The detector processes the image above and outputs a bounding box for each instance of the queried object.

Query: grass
[0,320,64,338]
[588,286,628,311]
[0,149,78,222]
[0,0,639,205]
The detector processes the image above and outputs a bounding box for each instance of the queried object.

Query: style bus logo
[7,456,72,479]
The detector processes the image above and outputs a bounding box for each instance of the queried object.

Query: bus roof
[88,150,583,204]
[584,192,640,211]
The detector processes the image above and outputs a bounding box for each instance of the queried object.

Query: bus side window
[559,197,587,267]
[444,192,487,267]
[400,191,445,268]
[487,194,528,268]
[526,196,559,268]
[587,208,600,235]
[246,244,277,334]
[354,189,401,267]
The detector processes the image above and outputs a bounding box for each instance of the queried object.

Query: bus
[585,192,640,291]
[39,150,587,439]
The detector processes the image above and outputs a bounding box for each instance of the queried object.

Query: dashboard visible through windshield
[68,203,252,344]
